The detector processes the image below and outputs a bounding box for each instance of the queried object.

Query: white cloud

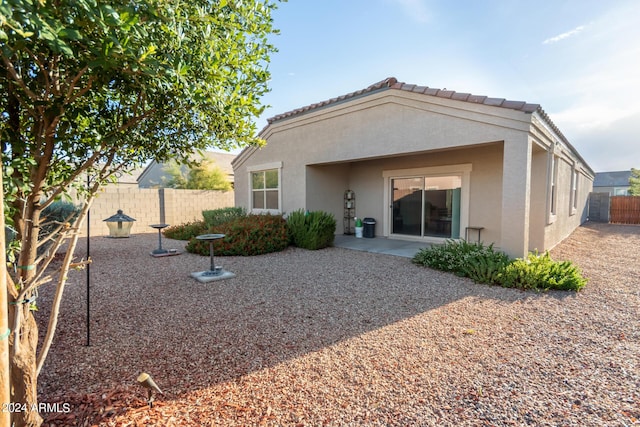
[543,25,586,44]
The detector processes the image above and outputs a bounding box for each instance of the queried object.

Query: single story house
[593,170,632,196]
[232,77,594,257]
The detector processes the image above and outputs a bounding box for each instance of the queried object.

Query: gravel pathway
[37,222,640,426]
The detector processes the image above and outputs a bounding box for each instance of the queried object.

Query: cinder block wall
[77,187,234,236]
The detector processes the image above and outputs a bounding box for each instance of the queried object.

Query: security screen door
[391,175,462,238]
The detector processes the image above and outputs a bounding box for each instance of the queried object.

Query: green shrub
[39,201,81,254]
[40,201,81,236]
[287,209,336,250]
[500,251,587,291]
[202,207,246,228]
[163,221,208,240]
[413,241,586,292]
[186,214,289,256]
[461,250,512,285]
[412,240,504,275]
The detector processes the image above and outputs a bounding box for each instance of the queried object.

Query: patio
[333,234,429,258]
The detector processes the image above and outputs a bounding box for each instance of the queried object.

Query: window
[570,169,578,214]
[549,154,559,217]
[251,169,279,211]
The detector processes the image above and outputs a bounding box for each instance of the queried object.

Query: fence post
[158,188,166,224]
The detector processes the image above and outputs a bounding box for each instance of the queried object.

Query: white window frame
[569,168,578,215]
[247,162,282,214]
[547,152,559,224]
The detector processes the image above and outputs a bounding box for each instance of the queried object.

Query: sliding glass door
[392,177,423,236]
[391,175,462,239]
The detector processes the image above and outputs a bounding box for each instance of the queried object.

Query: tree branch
[1,56,39,101]
[36,194,95,375]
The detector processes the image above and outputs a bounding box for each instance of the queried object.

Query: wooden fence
[610,196,640,224]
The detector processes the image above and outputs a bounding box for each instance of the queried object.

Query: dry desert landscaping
[37,222,639,426]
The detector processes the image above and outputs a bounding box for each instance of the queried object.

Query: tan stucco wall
[541,156,593,251]
[334,144,504,243]
[528,146,549,250]
[233,89,593,257]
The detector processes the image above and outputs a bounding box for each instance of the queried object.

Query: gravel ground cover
[37,222,639,426]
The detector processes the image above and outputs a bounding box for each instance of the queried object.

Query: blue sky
[247,0,640,172]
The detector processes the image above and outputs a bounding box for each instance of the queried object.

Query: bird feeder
[103,209,136,238]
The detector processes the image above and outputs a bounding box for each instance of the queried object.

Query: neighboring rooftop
[137,151,236,188]
[593,170,632,187]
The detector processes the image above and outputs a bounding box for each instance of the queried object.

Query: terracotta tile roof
[267,77,541,124]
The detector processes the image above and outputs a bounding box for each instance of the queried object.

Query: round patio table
[195,234,225,276]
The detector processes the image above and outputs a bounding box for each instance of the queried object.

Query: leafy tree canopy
[163,158,232,191]
[1,1,280,423]
[2,0,278,225]
[630,168,640,196]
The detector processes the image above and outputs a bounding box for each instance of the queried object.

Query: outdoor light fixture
[103,209,136,238]
[137,372,162,408]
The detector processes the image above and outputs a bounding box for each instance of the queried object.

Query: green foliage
[163,221,208,241]
[163,159,233,191]
[186,214,289,256]
[460,251,512,285]
[629,168,640,196]
[39,201,81,240]
[287,209,337,250]
[412,240,502,275]
[0,0,282,414]
[162,161,189,189]
[413,241,587,291]
[202,207,246,228]
[501,252,587,291]
[2,0,280,243]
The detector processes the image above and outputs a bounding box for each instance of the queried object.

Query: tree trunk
[8,306,42,427]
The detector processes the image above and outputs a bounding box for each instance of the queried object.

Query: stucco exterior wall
[235,91,527,213]
[338,144,504,242]
[541,156,593,250]
[528,146,549,251]
[233,88,594,257]
[250,91,531,165]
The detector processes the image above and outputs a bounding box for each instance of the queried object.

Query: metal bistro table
[190,233,236,282]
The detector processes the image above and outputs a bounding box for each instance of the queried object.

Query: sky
[243,0,640,173]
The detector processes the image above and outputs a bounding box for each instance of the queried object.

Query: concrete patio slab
[333,235,430,258]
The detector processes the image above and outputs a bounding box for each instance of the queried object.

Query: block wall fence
[76,186,234,237]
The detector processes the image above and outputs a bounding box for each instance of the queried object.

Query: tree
[1,0,279,425]
[629,168,640,196]
[163,158,233,191]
